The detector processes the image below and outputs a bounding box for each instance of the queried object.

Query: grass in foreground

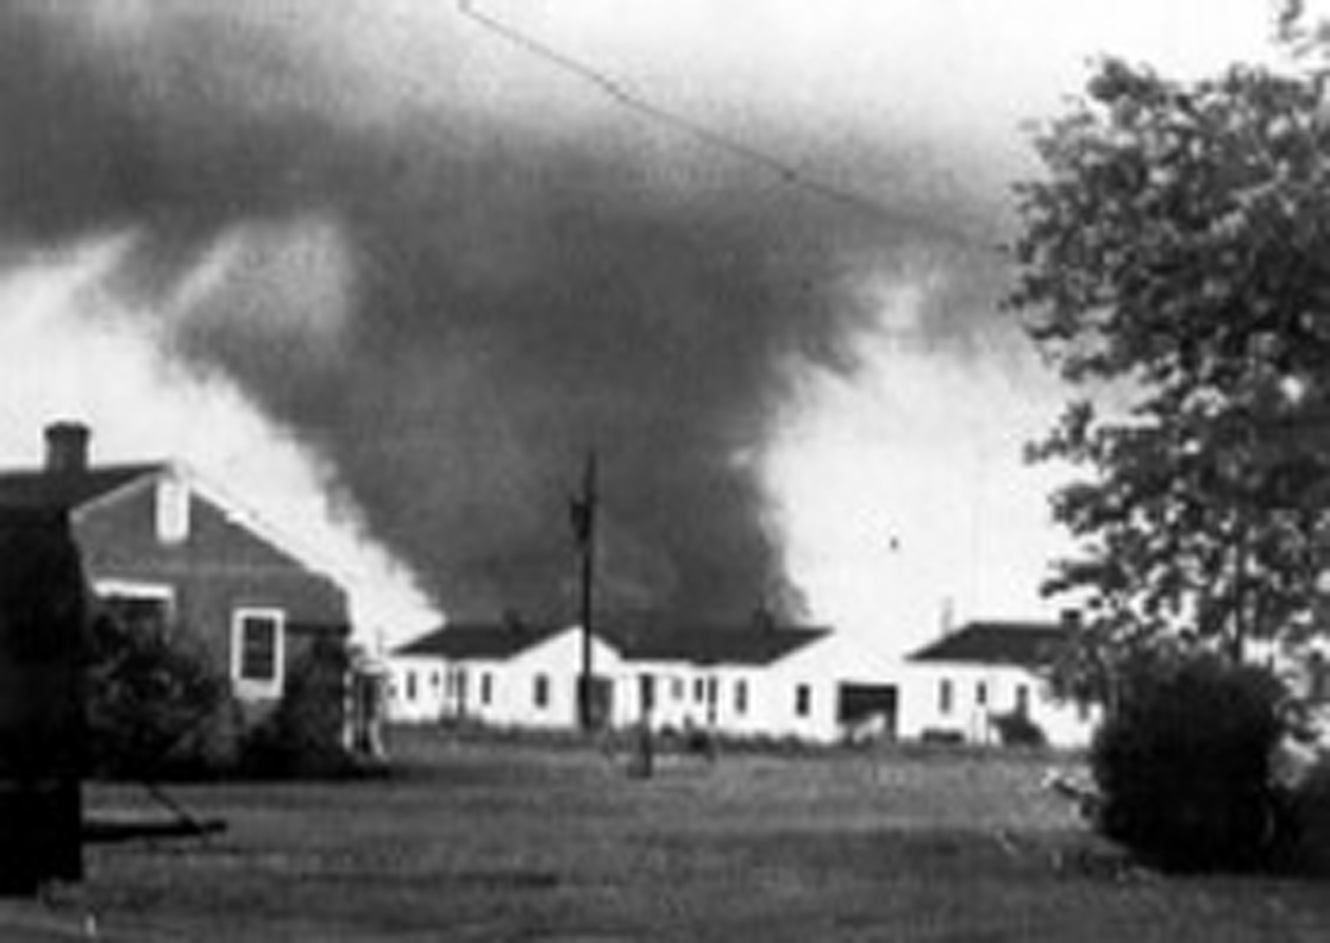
[3,729,1328,941]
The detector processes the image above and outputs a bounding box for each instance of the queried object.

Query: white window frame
[94,580,177,632]
[231,607,286,699]
[95,580,176,608]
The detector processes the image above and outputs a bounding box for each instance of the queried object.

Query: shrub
[1281,756,1330,876]
[241,636,367,778]
[1090,651,1289,872]
[85,614,237,780]
[991,710,1048,748]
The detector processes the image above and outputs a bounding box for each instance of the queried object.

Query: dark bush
[919,728,965,746]
[1090,651,1289,873]
[1281,756,1330,875]
[991,710,1048,748]
[85,614,237,779]
[241,636,368,778]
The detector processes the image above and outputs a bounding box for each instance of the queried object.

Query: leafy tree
[1008,50,1330,688]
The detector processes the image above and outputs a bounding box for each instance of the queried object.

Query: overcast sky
[0,0,1296,654]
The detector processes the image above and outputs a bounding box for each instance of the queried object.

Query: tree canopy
[1008,52,1330,684]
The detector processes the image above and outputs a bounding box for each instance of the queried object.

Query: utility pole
[570,450,598,731]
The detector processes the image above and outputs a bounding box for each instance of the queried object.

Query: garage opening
[836,683,898,742]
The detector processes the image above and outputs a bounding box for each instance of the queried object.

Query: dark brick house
[0,422,351,704]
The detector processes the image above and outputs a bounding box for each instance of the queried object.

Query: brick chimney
[44,422,90,474]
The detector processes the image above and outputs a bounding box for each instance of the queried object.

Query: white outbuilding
[898,620,1098,749]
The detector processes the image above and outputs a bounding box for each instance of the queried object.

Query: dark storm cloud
[0,1,995,621]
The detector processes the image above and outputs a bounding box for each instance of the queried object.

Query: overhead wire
[454,0,998,253]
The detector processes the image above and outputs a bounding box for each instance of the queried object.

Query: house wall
[386,631,626,730]
[486,633,623,729]
[754,638,887,743]
[610,662,735,734]
[614,637,880,743]
[386,630,902,745]
[388,655,447,723]
[898,662,1097,748]
[73,473,349,702]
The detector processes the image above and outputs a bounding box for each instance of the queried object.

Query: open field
[3,729,1329,941]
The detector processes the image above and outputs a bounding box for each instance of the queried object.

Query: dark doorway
[837,683,899,741]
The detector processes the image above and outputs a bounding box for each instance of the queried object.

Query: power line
[455,1,994,251]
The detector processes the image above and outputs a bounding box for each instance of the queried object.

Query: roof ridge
[0,460,166,478]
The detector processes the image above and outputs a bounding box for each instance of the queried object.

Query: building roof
[393,620,831,668]
[908,621,1069,669]
[394,622,564,660]
[615,625,829,667]
[0,464,164,511]
[0,460,346,584]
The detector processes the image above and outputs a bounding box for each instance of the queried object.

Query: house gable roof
[0,460,348,588]
[0,464,165,511]
[394,620,831,668]
[909,621,1069,669]
[395,622,564,660]
[613,624,830,667]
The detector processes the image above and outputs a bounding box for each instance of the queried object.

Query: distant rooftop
[394,618,831,667]
[615,624,828,667]
[908,621,1069,669]
[395,622,563,660]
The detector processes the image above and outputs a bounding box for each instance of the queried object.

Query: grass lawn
[3,728,1329,941]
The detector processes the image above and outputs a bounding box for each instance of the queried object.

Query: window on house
[534,674,550,709]
[481,672,493,706]
[96,580,174,636]
[735,679,748,715]
[155,476,191,544]
[232,609,284,694]
[100,594,171,636]
[975,681,988,708]
[939,679,954,715]
[694,678,706,703]
[406,670,418,703]
[640,674,657,714]
[1015,684,1030,716]
[795,684,812,718]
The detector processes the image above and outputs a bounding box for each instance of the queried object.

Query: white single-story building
[609,622,851,742]
[898,620,1099,749]
[388,617,900,744]
[389,620,623,729]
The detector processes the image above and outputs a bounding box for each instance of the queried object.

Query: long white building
[388,617,897,744]
[390,616,1104,748]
